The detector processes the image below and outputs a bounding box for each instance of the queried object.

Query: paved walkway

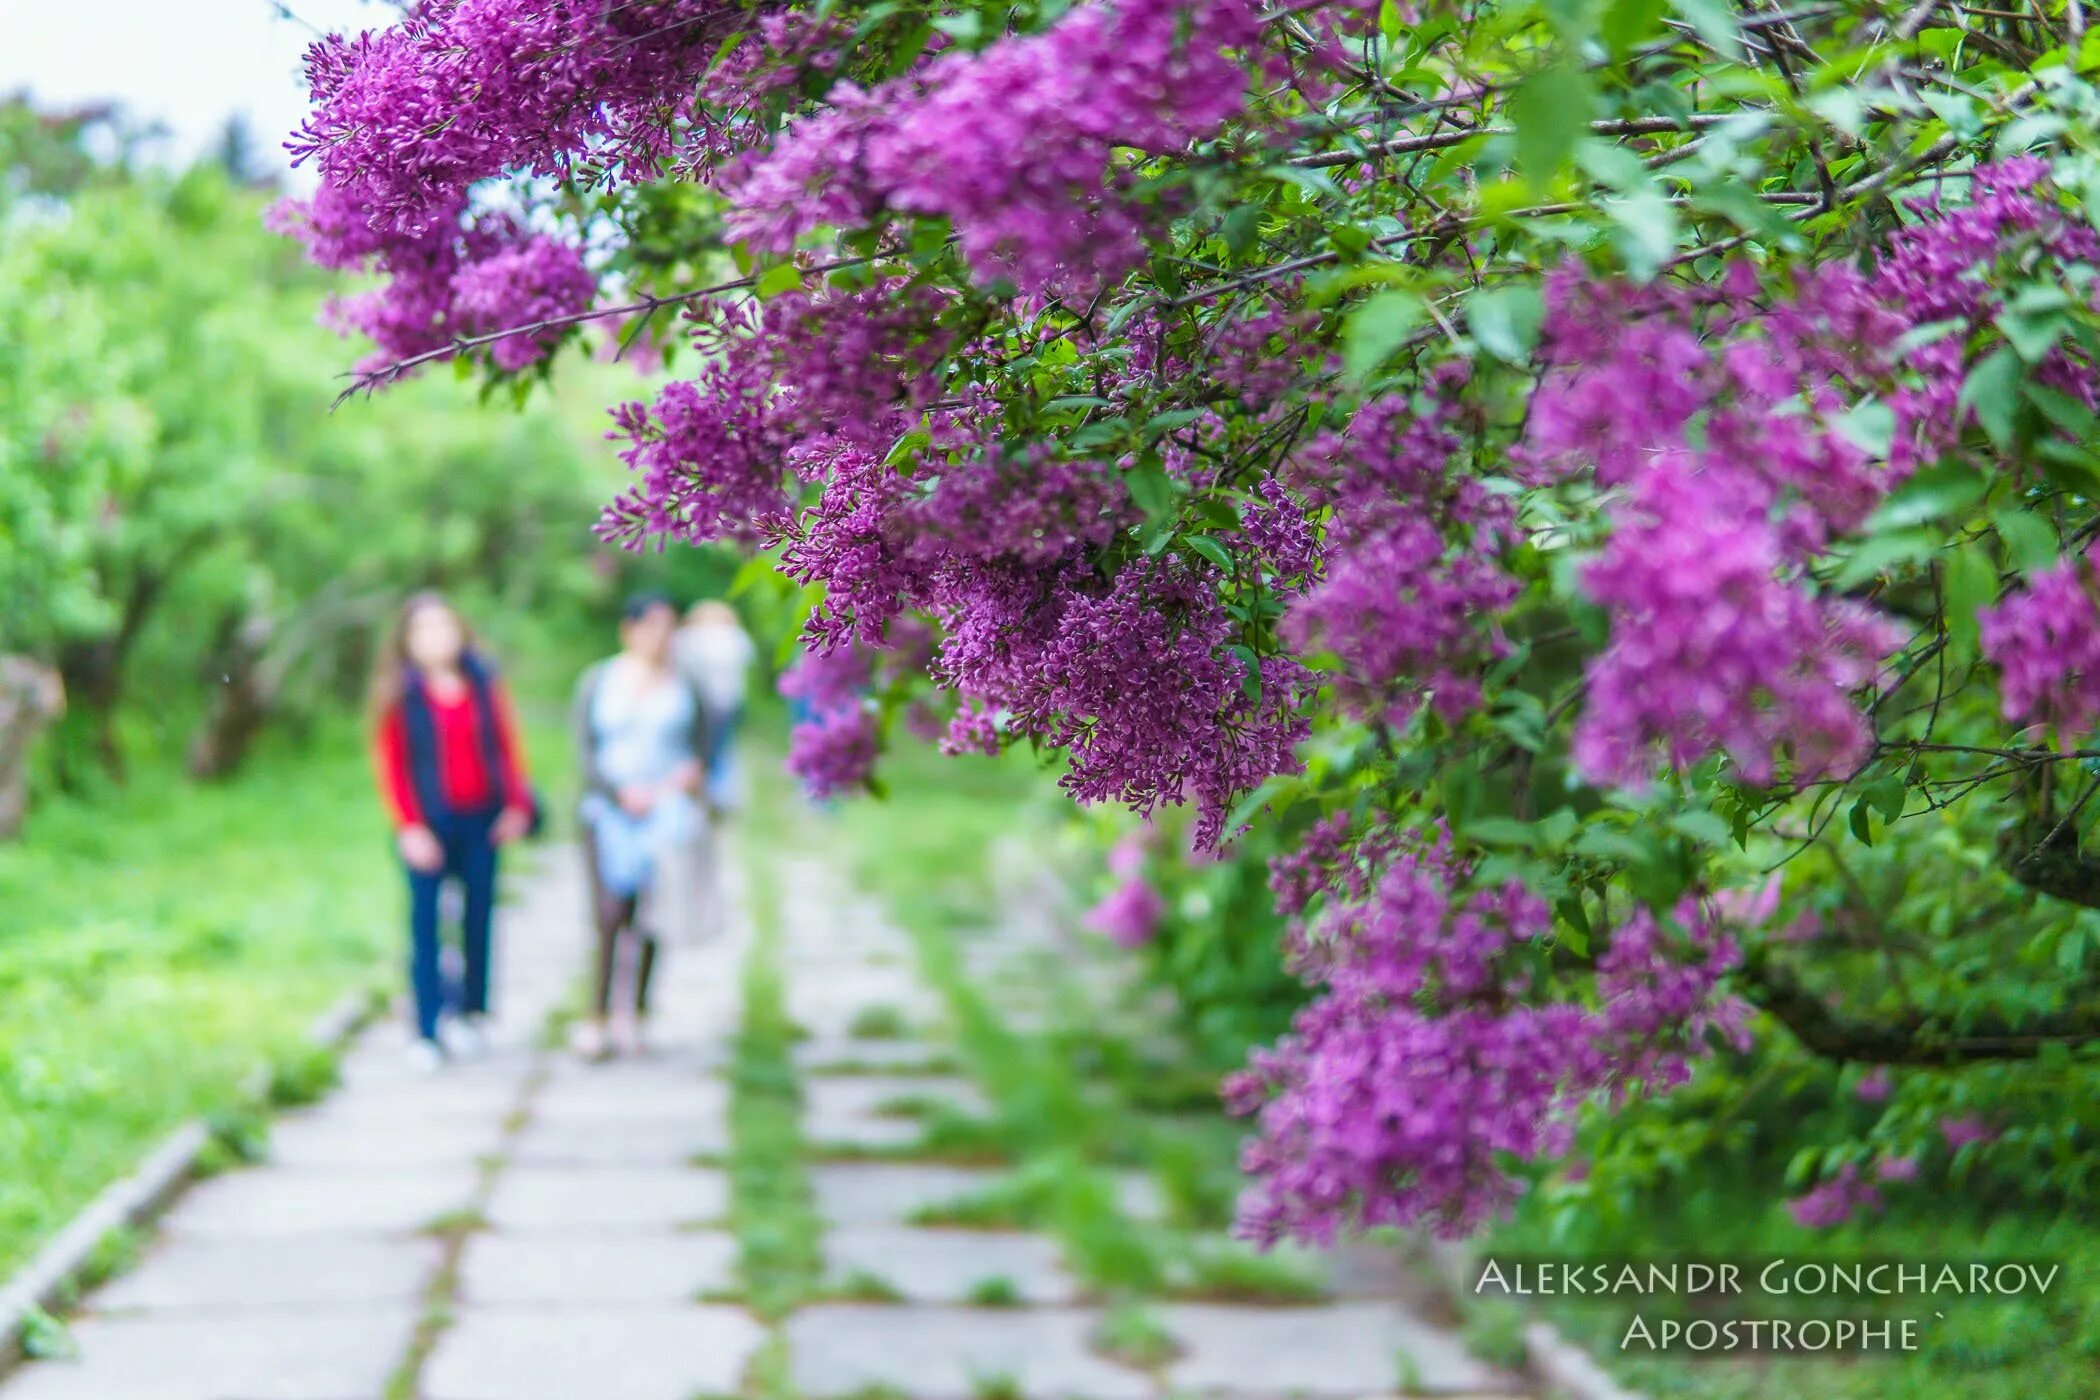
[1,837,1523,1400]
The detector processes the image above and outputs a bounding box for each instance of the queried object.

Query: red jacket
[373,672,529,829]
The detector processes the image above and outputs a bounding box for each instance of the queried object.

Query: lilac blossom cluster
[1529,161,2097,786]
[287,0,738,237]
[272,1,774,370]
[277,0,2099,1252]
[727,0,1260,295]
[780,646,879,798]
[1282,371,1519,726]
[1979,553,2100,733]
[602,283,1311,844]
[1227,823,1748,1240]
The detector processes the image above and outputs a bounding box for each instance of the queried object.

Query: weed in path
[967,1370,1024,1400]
[847,1004,912,1039]
[1091,1301,1183,1370]
[727,844,822,1324]
[830,1268,904,1303]
[1169,1239,1326,1303]
[266,1043,341,1108]
[965,1274,1025,1307]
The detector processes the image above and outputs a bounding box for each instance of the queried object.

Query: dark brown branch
[1739,950,2100,1063]
[332,251,885,408]
[1287,111,1748,168]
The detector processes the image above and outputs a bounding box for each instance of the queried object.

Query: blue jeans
[404,808,498,1042]
[704,706,741,808]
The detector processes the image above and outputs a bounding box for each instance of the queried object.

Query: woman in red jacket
[370,593,534,1071]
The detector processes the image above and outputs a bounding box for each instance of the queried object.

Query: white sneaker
[610,1013,647,1058]
[404,1038,444,1076]
[439,1016,487,1060]
[569,1019,610,1061]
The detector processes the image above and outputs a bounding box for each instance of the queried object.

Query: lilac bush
[284,0,2100,1240]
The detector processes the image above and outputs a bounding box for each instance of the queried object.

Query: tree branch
[1739,949,2100,1062]
[332,252,885,408]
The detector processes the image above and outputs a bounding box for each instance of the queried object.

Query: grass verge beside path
[0,737,395,1278]
[0,699,576,1284]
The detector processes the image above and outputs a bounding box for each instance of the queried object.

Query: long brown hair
[366,591,480,726]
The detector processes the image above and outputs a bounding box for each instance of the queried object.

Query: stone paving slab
[484,1166,729,1231]
[457,1231,737,1304]
[0,1304,418,1400]
[824,1226,1077,1303]
[322,1056,534,1112]
[786,1305,1150,1400]
[159,1166,478,1240]
[266,1112,506,1169]
[804,1075,991,1149]
[90,1237,440,1313]
[421,1303,765,1400]
[809,1163,1011,1225]
[528,1073,729,1128]
[1157,1301,1502,1396]
[508,1115,728,1166]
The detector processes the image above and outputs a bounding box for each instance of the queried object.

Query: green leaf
[1342,289,1425,382]
[1831,528,1936,588]
[1124,462,1182,521]
[1599,0,1667,55]
[1995,508,2059,574]
[1834,398,1896,458]
[1184,534,1234,572]
[1848,798,1876,846]
[1958,348,2022,452]
[1866,774,1907,823]
[1668,0,1742,57]
[884,426,931,469]
[1141,408,1207,443]
[1668,809,1734,848]
[1554,895,1593,957]
[1512,61,1593,192]
[1869,460,1986,530]
[754,263,804,299]
[1943,547,1998,664]
[1221,204,1264,259]
[1462,817,1539,849]
[726,552,779,599]
[1467,286,1543,364]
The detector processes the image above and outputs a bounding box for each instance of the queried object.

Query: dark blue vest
[400,653,507,821]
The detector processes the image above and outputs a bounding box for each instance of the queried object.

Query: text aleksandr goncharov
[1474,1259,2063,1353]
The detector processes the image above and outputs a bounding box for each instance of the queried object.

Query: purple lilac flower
[1085,877,1167,948]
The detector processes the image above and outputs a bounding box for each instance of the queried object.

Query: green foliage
[847,1003,911,1039]
[266,1043,340,1109]
[964,1274,1024,1306]
[0,735,393,1274]
[729,828,825,1322]
[1,127,619,795]
[1090,1302,1182,1369]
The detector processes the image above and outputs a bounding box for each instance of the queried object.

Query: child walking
[370,593,535,1071]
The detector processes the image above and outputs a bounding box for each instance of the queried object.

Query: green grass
[1091,1301,1182,1369]
[727,789,824,1326]
[846,1004,912,1039]
[0,736,395,1276]
[1168,1238,1326,1303]
[965,1274,1024,1307]
[0,673,579,1282]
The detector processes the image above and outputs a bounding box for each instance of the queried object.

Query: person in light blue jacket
[571,594,706,1059]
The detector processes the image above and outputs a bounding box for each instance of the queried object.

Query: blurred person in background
[369,593,536,1073]
[675,599,755,814]
[572,594,707,1059]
